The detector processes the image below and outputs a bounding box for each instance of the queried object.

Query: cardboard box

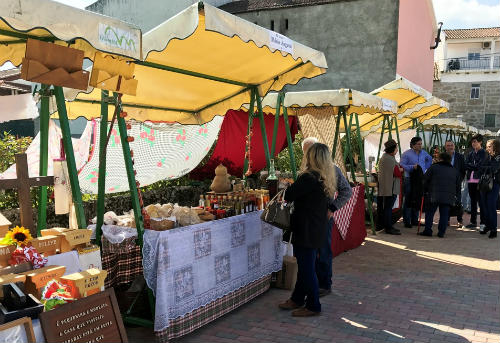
[21,265,66,298]
[60,268,107,299]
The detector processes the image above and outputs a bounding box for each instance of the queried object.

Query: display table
[91,212,283,342]
[142,211,283,338]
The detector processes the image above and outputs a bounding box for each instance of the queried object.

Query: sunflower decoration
[0,226,33,246]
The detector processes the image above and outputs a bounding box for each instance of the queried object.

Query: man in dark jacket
[445,140,466,224]
[465,134,486,229]
[420,152,461,238]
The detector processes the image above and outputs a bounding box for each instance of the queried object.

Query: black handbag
[260,188,293,230]
[479,173,494,192]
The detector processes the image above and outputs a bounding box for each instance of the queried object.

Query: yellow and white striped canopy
[61,3,327,124]
[0,0,142,63]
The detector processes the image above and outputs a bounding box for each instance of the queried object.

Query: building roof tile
[444,27,500,39]
[218,0,346,13]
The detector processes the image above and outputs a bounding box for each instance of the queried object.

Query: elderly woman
[479,139,500,238]
[278,143,337,317]
[377,139,401,235]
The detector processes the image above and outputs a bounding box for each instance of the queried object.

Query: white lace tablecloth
[142,211,283,332]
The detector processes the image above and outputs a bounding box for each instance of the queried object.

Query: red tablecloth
[331,184,367,257]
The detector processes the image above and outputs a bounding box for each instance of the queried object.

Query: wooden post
[0,154,53,237]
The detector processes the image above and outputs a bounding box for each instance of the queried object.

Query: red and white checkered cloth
[333,185,362,240]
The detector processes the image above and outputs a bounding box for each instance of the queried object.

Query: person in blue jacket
[400,137,432,228]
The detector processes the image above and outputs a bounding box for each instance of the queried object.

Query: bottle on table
[199,195,205,207]
[205,195,211,208]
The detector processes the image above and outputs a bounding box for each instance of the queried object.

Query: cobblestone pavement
[128,212,500,343]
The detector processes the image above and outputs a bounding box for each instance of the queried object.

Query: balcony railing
[445,56,500,72]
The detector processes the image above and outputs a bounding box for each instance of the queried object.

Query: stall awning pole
[255,87,271,170]
[37,84,50,236]
[282,104,297,181]
[270,92,283,158]
[95,90,109,247]
[53,86,87,229]
[243,88,256,178]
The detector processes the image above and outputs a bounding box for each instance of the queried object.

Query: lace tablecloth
[142,211,283,332]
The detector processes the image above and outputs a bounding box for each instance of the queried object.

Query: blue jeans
[403,177,419,225]
[424,203,450,235]
[468,183,484,225]
[480,183,500,233]
[461,180,470,212]
[292,246,321,312]
[316,218,333,290]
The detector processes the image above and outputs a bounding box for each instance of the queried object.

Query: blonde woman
[278,143,337,317]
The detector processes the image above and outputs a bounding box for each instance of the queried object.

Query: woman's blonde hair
[487,139,500,156]
[303,143,337,197]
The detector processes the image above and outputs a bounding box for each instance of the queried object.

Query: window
[468,52,480,60]
[471,83,480,99]
[285,19,289,30]
[485,114,496,128]
[270,20,274,31]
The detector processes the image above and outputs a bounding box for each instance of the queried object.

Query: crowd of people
[276,134,499,318]
[377,134,500,239]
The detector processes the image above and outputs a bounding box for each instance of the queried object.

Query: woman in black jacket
[479,139,500,238]
[420,152,460,238]
[278,143,336,317]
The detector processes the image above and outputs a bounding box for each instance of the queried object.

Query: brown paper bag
[273,233,297,290]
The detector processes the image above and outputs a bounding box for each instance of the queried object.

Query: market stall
[241,89,398,236]
[53,2,327,339]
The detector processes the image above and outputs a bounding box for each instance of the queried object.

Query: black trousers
[377,196,396,230]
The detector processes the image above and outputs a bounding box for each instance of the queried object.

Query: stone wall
[2,185,207,229]
[432,80,500,131]
[235,0,400,93]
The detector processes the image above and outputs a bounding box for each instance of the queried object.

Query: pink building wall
[396,0,435,92]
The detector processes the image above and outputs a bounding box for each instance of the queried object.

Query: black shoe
[437,232,444,238]
[404,223,412,228]
[319,288,332,297]
[488,231,497,239]
[465,223,477,229]
[418,231,432,237]
[385,228,401,235]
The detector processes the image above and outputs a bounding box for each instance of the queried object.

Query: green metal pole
[270,92,282,157]
[341,107,356,182]
[420,123,428,150]
[332,110,342,159]
[243,89,255,178]
[387,116,393,140]
[376,116,387,164]
[393,117,402,157]
[53,86,86,229]
[354,113,376,234]
[255,87,271,170]
[37,85,50,236]
[343,113,355,163]
[95,90,109,247]
[282,105,297,180]
[115,99,144,247]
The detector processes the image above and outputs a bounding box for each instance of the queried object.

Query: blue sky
[56,0,500,30]
[433,0,500,29]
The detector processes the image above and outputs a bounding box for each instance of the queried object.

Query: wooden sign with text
[30,236,62,256]
[21,266,66,298]
[41,228,92,253]
[40,288,128,343]
[0,245,16,267]
[60,269,107,299]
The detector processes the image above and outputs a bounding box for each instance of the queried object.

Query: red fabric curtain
[191,110,298,180]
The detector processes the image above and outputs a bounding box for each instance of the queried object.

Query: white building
[433,27,500,130]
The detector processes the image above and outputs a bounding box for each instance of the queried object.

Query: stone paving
[127,213,500,343]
